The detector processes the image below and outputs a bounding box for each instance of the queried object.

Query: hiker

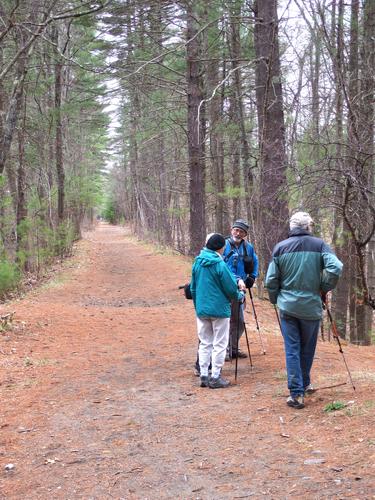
[265,212,343,409]
[190,233,245,389]
[223,219,259,359]
[193,218,258,375]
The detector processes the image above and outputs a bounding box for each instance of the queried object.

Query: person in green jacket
[190,233,245,389]
[265,212,343,409]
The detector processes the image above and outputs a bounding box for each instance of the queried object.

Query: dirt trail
[0,223,374,499]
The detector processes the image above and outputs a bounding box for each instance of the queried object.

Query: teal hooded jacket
[190,248,244,318]
[265,229,343,320]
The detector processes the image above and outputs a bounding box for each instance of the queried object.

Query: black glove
[320,291,327,308]
[245,276,255,288]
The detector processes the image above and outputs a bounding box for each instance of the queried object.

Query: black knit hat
[206,233,226,251]
[232,219,249,233]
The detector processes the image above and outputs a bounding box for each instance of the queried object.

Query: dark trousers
[228,300,245,355]
[280,312,320,397]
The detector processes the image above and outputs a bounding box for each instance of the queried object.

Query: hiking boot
[287,395,305,409]
[235,350,248,358]
[305,384,316,395]
[209,376,230,389]
[200,376,209,387]
[230,350,247,359]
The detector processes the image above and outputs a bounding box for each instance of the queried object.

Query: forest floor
[0,223,374,499]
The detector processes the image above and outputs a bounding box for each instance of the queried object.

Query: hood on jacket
[195,248,223,267]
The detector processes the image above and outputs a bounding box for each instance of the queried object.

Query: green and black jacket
[265,228,343,320]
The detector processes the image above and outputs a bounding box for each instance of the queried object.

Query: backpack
[182,283,192,300]
[224,238,254,275]
[179,282,192,299]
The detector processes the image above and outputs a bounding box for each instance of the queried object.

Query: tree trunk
[331,0,348,337]
[53,27,64,222]
[228,7,242,219]
[186,4,205,255]
[16,97,27,228]
[310,28,321,167]
[0,64,27,176]
[16,94,29,269]
[153,5,171,246]
[346,0,360,343]
[204,8,225,234]
[354,0,375,343]
[253,0,289,269]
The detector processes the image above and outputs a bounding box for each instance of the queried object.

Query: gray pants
[228,300,245,355]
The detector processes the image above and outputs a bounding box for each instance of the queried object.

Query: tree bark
[153,5,172,246]
[204,7,226,234]
[353,0,375,343]
[253,0,288,268]
[228,7,242,219]
[331,0,348,338]
[186,3,205,255]
[53,27,65,222]
[16,96,27,228]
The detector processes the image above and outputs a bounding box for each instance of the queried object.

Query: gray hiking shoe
[208,376,230,389]
[200,376,209,388]
[305,384,316,395]
[287,395,305,409]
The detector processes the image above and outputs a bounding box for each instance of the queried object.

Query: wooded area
[0,0,374,345]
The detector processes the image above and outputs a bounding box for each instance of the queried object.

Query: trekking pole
[324,302,356,391]
[248,288,266,354]
[274,305,282,334]
[243,320,253,369]
[235,300,240,381]
[235,298,253,381]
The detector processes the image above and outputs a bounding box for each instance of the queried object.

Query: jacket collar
[288,228,312,237]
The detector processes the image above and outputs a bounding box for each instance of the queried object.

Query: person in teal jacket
[190,233,244,389]
[265,212,343,409]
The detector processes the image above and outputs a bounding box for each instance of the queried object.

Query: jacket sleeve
[247,243,259,279]
[320,244,343,292]
[265,258,280,304]
[219,262,243,301]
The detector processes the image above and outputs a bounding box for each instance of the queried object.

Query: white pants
[197,317,230,378]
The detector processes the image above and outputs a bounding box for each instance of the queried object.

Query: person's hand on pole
[320,291,327,309]
[237,278,246,291]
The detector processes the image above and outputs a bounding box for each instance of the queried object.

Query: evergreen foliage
[0,0,109,291]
